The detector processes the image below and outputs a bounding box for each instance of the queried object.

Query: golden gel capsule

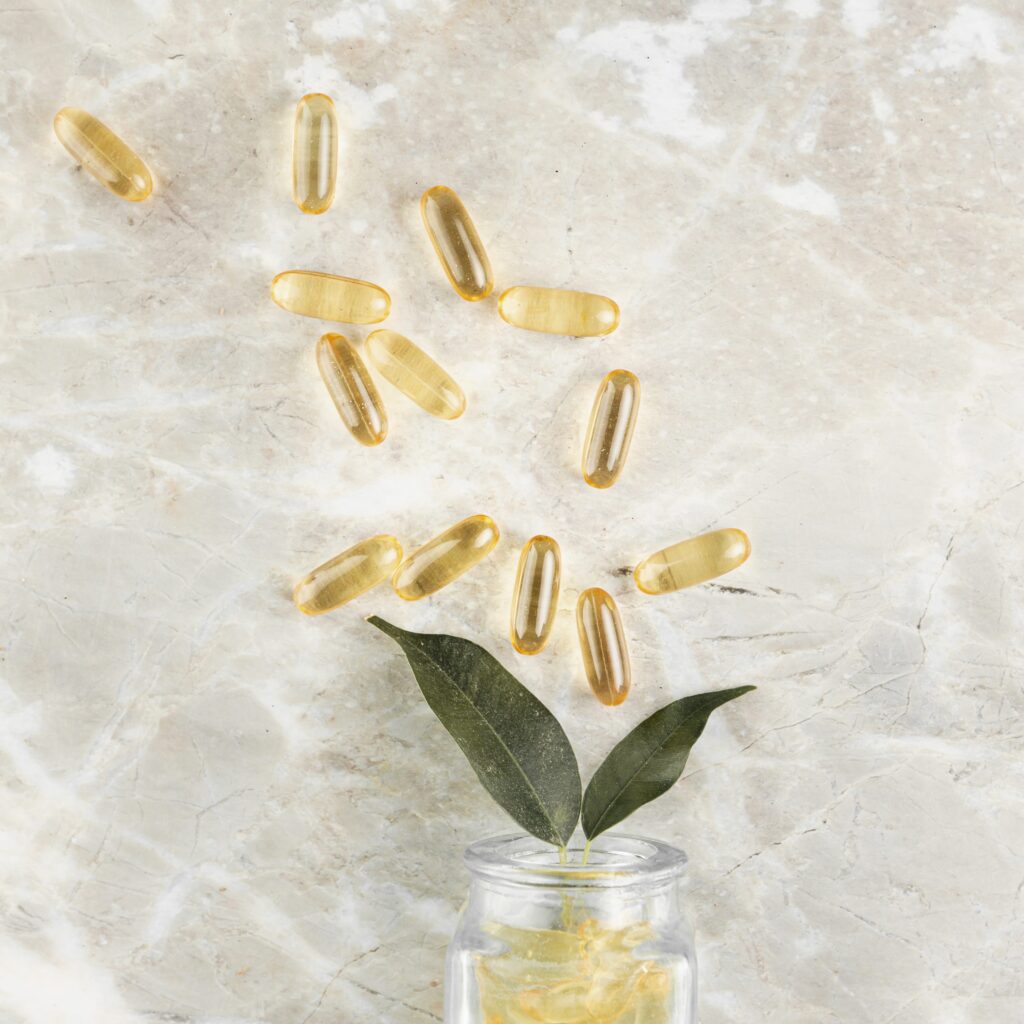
[634,528,751,595]
[582,369,640,489]
[420,185,494,301]
[292,93,338,215]
[365,329,466,420]
[316,333,388,446]
[510,536,561,655]
[576,588,631,706]
[271,270,390,324]
[52,107,152,202]
[393,514,499,600]
[498,286,620,337]
[293,535,402,615]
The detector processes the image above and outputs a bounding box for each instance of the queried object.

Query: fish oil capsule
[293,535,402,615]
[292,93,338,215]
[498,286,620,337]
[271,270,390,324]
[316,333,388,446]
[510,536,561,655]
[420,185,494,301]
[52,107,152,202]
[365,329,466,420]
[582,370,640,489]
[392,514,499,600]
[576,588,630,706]
[634,528,751,595]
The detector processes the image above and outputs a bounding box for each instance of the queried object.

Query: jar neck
[467,872,682,920]
[463,833,687,907]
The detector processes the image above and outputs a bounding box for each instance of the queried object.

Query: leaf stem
[581,838,592,866]
[557,845,573,928]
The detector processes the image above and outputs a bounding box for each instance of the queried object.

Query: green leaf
[582,685,755,840]
[369,616,582,847]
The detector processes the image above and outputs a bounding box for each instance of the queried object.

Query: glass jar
[446,833,696,1023]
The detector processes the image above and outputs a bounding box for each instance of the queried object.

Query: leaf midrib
[410,636,567,842]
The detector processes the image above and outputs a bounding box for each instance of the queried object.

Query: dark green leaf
[582,686,755,840]
[368,616,581,847]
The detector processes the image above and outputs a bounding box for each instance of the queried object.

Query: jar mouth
[464,833,687,889]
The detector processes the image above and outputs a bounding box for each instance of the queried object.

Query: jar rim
[463,833,688,889]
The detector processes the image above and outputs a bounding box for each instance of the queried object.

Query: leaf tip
[366,615,398,637]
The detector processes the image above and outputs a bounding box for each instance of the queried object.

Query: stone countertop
[2,1,1023,1021]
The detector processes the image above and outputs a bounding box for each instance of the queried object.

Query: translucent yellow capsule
[52,107,152,202]
[582,369,640,489]
[292,93,338,215]
[365,329,466,420]
[519,980,592,1023]
[316,333,388,446]
[420,185,494,301]
[498,286,620,337]
[634,528,751,595]
[392,514,499,600]
[293,535,402,615]
[510,536,561,655]
[576,588,630,706]
[271,270,390,324]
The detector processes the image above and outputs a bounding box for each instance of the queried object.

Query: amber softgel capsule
[582,369,640,489]
[316,333,388,446]
[576,588,631,706]
[292,93,338,215]
[634,528,751,595]
[53,107,153,202]
[498,285,620,337]
[510,536,561,655]
[392,514,499,600]
[271,270,390,324]
[421,185,494,301]
[366,329,466,420]
[294,535,403,615]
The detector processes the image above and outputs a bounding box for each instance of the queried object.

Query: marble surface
[3,1,1024,1021]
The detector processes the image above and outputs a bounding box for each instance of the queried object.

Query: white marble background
[2,1,1023,1021]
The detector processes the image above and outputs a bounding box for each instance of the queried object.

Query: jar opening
[464,833,687,889]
